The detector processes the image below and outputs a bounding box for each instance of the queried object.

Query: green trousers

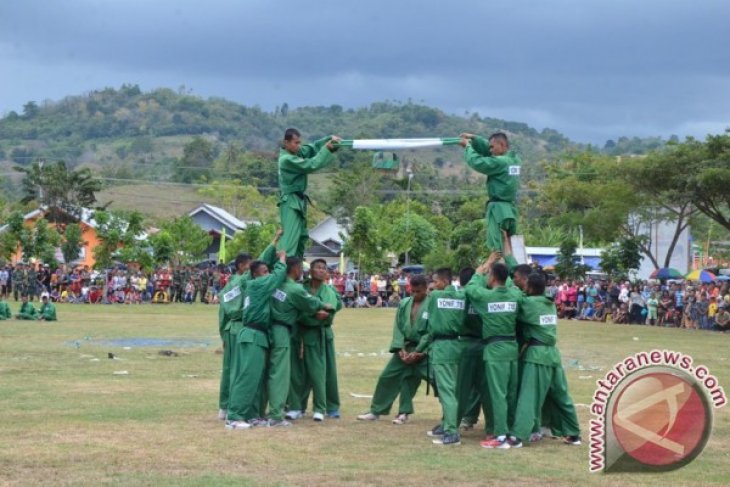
[486,201,517,252]
[301,334,341,413]
[289,332,326,413]
[218,330,235,410]
[433,362,460,434]
[484,359,518,437]
[16,313,36,320]
[370,354,428,416]
[510,362,580,441]
[457,340,484,425]
[279,203,309,258]
[227,333,268,422]
[267,324,292,420]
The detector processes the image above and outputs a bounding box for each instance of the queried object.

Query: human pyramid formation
[216,129,581,449]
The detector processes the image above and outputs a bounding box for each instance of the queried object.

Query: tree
[600,237,643,280]
[92,210,147,269]
[160,216,213,265]
[15,161,102,218]
[342,207,387,273]
[383,213,437,264]
[149,230,175,265]
[174,136,215,183]
[226,223,277,260]
[554,239,590,281]
[23,101,39,118]
[60,223,84,265]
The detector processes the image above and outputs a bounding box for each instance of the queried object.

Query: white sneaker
[225,420,251,430]
[285,410,303,420]
[357,412,379,421]
[392,413,409,425]
[218,409,227,421]
[269,419,292,427]
[313,412,324,422]
[529,431,543,443]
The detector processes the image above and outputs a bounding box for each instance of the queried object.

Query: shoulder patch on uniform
[436,298,465,310]
[272,289,287,302]
[509,165,521,176]
[487,302,517,313]
[222,287,241,303]
[539,314,558,326]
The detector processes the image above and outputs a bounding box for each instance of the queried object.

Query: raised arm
[464,145,509,176]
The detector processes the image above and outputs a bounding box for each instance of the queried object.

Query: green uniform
[291,282,343,414]
[222,244,278,414]
[268,278,327,420]
[217,273,245,411]
[369,296,431,416]
[227,261,287,422]
[39,302,57,321]
[277,136,336,257]
[456,299,485,427]
[416,286,468,435]
[465,273,522,437]
[0,301,11,320]
[510,295,580,442]
[465,135,521,252]
[16,301,37,320]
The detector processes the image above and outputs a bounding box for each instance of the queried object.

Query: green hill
[0,85,572,174]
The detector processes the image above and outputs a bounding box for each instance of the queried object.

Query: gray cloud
[1,0,729,143]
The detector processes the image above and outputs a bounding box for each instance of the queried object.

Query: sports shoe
[313,412,325,422]
[563,435,582,446]
[426,424,445,437]
[249,418,270,428]
[357,412,379,421]
[459,419,475,431]
[285,410,303,420]
[433,433,461,446]
[529,431,544,443]
[326,410,341,419]
[541,426,560,439]
[218,409,227,421]
[392,413,409,425]
[508,436,523,448]
[225,420,251,430]
[480,435,511,449]
[269,419,292,427]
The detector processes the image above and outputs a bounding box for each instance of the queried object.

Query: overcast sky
[1,0,728,143]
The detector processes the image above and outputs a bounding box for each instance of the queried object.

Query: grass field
[0,304,728,486]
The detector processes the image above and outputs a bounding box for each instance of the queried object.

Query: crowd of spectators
[550,278,730,331]
[0,262,232,305]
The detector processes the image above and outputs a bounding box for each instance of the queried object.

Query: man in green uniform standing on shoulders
[219,230,282,422]
[225,250,288,430]
[357,275,431,424]
[278,128,341,257]
[460,132,521,253]
[287,258,343,421]
[15,295,37,320]
[466,254,522,449]
[38,293,57,321]
[416,268,469,446]
[268,256,332,426]
[508,272,582,448]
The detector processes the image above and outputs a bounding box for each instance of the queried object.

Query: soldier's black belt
[488,198,509,204]
[527,338,549,347]
[433,334,459,341]
[404,340,418,348]
[459,334,481,340]
[272,321,293,332]
[245,322,268,333]
[484,335,516,345]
